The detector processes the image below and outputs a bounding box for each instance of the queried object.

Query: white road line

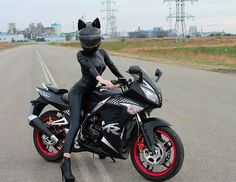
[35,49,58,86]
[35,46,113,182]
[36,50,51,83]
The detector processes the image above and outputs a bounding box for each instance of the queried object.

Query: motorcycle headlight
[141,86,159,104]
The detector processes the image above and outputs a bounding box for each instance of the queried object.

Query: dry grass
[0,43,17,51]
[50,36,236,69]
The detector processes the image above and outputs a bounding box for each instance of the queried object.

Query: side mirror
[155,69,162,82]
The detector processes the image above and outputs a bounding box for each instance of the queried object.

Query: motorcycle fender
[143,117,171,127]
[142,117,171,149]
[28,97,48,116]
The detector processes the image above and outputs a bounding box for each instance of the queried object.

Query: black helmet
[78,18,102,53]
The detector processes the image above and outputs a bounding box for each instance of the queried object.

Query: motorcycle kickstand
[110,157,116,163]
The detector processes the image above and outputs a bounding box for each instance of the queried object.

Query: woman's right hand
[96,76,114,89]
[102,80,114,89]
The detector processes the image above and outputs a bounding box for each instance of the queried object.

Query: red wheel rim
[133,129,177,177]
[35,116,60,157]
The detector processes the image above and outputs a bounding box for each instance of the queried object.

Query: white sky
[0,0,236,33]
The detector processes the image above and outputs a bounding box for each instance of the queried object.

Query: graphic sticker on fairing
[102,123,120,135]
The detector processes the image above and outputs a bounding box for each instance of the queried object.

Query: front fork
[136,114,156,154]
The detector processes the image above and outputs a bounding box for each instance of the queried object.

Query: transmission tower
[167,3,173,31]
[164,0,197,40]
[101,0,117,39]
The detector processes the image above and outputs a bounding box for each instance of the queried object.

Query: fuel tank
[83,87,121,111]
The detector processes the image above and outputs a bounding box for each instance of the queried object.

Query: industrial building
[0,33,25,42]
[51,23,61,35]
[188,26,198,36]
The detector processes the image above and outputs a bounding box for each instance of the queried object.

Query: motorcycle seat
[45,83,68,94]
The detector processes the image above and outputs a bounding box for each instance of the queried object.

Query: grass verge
[0,42,18,51]
[49,36,236,73]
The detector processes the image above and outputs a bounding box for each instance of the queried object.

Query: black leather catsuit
[64,48,123,153]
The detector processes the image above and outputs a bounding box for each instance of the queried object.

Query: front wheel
[130,127,184,181]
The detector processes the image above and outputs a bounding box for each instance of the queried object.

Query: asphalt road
[0,44,235,182]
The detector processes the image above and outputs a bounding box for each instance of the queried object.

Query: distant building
[51,23,61,35]
[128,27,170,38]
[44,35,66,42]
[129,29,153,38]
[153,27,161,33]
[201,31,225,37]
[44,27,56,36]
[117,31,129,39]
[152,27,162,37]
[188,26,198,36]
[36,23,44,36]
[0,33,24,42]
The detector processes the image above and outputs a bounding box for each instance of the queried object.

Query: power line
[164,0,198,40]
[166,3,173,32]
[101,0,117,39]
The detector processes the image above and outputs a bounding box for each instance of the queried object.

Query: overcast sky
[0,0,235,33]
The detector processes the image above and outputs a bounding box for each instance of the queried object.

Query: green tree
[66,34,72,41]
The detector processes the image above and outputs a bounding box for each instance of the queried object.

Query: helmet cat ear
[78,19,86,31]
[92,18,101,29]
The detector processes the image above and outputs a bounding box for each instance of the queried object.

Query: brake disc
[142,144,165,165]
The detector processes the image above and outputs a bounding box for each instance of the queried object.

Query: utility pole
[164,0,197,40]
[101,0,117,39]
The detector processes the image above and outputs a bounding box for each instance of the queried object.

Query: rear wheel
[33,111,66,162]
[130,127,184,181]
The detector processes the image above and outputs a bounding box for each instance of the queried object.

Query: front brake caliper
[139,139,145,151]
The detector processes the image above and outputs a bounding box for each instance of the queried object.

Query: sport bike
[27,65,184,181]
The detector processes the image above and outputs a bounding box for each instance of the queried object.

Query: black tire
[33,110,64,162]
[130,126,184,181]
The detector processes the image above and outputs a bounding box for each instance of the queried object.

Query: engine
[81,115,103,145]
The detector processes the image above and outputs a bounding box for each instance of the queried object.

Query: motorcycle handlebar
[100,78,128,90]
[113,83,122,88]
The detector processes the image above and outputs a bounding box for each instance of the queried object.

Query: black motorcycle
[27,65,184,181]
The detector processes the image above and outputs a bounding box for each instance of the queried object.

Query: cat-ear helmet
[78,18,102,51]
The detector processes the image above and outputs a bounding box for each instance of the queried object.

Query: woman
[60,18,124,182]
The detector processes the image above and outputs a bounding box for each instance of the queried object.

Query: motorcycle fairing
[36,87,69,111]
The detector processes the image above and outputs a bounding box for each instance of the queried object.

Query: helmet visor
[79,34,101,49]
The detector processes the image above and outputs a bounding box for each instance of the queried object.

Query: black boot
[60,157,75,182]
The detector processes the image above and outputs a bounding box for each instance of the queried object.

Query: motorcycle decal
[120,103,143,115]
[102,123,120,135]
[101,137,119,153]
[50,117,69,126]
[92,97,111,113]
[63,110,70,115]
[36,88,51,98]
[107,97,139,106]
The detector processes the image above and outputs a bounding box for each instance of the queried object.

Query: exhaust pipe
[28,115,58,144]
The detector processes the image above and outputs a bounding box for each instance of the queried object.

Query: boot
[60,157,75,182]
